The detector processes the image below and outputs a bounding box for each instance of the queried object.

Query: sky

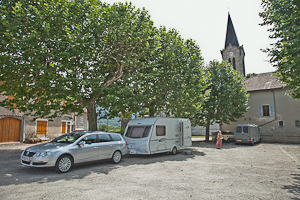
[103,0,276,75]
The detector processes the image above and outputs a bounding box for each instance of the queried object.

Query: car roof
[72,131,121,135]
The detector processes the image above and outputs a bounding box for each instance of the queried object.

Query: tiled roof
[246,72,285,92]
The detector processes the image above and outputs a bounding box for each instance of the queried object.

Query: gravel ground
[0,141,299,200]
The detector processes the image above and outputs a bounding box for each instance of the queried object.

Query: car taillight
[126,142,128,145]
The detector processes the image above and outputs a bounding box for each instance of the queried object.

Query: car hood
[25,142,72,152]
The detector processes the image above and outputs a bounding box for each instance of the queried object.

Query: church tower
[221,13,245,76]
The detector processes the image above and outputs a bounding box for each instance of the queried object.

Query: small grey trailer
[234,124,261,145]
[123,117,192,155]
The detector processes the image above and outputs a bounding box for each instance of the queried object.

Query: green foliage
[0,0,156,130]
[98,123,121,133]
[246,73,258,78]
[103,27,207,118]
[193,60,249,140]
[98,123,107,131]
[260,0,300,98]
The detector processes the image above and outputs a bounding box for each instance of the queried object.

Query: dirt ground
[0,141,299,200]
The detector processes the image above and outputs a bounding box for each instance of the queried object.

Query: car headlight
[35,151,52,157]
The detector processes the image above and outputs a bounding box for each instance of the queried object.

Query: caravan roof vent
[264,81,272,89]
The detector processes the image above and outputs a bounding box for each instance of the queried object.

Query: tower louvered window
[233,57,236,70]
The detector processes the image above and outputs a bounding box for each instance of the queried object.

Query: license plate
[22,156,30,162]
[237,140,242,142]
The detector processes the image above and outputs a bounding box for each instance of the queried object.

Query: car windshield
[51,132,85,144]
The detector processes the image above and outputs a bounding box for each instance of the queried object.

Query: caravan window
[125,126,151,138]
[156,126,166,136]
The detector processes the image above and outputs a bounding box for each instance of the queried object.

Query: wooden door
[37,121,47,136]
[0,118,21,143]
[62,122,66,134]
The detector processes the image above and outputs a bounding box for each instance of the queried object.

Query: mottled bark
[86,100,97,131]
[205,119,210,142]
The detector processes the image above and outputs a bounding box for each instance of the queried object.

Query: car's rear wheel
[227,139,231,143]
[55,155,73,173]
[171,147,177,155]
[251,140,255,146]
[111,151,122,164]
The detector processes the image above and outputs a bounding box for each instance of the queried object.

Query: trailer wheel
[171,147,177,155]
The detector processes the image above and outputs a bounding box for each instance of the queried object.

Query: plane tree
[0,0,156,130]
[193,60,249,141]
[103,27,207,119]
[260,0,300,98]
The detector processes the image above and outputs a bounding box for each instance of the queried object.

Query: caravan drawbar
[123,117,192,155]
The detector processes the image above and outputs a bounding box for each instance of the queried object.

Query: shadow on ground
[192,141,261,149]
[0,147,203,187]
[282,174,300,200]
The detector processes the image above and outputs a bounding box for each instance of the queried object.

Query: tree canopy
[0,0,156,130]
[193,60,249,141]
[103,26,207,119]
[0,0,208,131]
[260,0,300,98]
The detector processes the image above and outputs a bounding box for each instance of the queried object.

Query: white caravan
[123,117,192,155]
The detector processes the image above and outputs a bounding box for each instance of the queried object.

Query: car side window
[82,134,97,143]
[99,134,112,142]
[110,134,122,141]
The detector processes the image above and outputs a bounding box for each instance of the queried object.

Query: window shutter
[258,106,263,117]
[269,105,274,116]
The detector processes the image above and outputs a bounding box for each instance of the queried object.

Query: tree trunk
[205,120,210,142]
[87,100,98,131]
[149,107,155,117]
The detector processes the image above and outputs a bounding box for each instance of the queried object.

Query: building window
[80,116,84,124]
[279,121,284,127]
[228,58,231,64]
[258,105,274,117]
[262,105,269,116]
[296,120,300,127]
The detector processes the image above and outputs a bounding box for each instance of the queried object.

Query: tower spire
[221,13,245,76]
[224,13,239,48]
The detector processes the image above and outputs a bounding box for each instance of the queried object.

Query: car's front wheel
[55,155,73,173]
[111,151,122,164]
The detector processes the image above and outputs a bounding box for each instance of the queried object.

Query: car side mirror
[78,141,86,146]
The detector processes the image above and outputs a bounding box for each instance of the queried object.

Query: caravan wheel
[171,147,177,155]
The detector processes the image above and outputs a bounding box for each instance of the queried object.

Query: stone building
[220,14,300,143]
[0,93,88,143]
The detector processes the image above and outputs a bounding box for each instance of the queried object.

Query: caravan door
[151,125,168,152]
[182,119,192,147]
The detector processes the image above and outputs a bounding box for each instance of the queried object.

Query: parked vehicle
[124,117,192,155]
[234,124,261,145]
[222,131,234,142]
[20,131,128,173]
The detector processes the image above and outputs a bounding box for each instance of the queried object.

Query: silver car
[20,131,128,173]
